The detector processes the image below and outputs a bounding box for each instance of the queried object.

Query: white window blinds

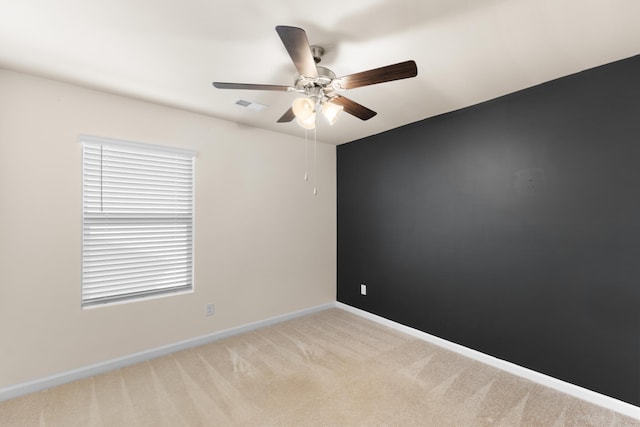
[81,136,195,307]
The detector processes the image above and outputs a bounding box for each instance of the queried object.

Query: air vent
[235,99,267,111]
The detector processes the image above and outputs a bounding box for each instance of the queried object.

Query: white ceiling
[1,0,639,145]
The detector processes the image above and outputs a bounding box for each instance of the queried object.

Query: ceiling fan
[212,25,418,129]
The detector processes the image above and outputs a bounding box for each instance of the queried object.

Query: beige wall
[0,69,336,388]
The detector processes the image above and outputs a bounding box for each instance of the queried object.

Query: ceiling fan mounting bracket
[310,45,325,64]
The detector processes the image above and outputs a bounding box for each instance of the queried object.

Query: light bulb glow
[292,97,315,120]
[321,100,343,125]
[296,113,316,129]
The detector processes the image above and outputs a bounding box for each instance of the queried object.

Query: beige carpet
[1,308,638,426]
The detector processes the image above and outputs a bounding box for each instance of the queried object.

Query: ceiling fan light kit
[321,100,343,126]
[292,97,315,121]
[212,25,418,129]
[296,113,317,130]
[291,93,344,128]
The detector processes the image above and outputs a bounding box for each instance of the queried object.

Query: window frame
[80,135,196,308]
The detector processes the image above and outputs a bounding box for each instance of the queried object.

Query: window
[81,135,195,307]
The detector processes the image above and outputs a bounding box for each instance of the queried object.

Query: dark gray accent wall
[337,55,640,406]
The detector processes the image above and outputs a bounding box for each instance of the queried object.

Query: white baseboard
[0,302,335,403]
[2,301,638,420]
[336,302,640,420]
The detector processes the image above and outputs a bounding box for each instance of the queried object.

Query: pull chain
[304,128,309,181]
[313,126,317,196]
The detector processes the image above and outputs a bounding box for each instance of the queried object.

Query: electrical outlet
[205,303,214,317]
[360,283,367,295]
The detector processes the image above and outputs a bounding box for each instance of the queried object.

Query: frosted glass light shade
[292,97,315,120]
[322,100,343,125]
[296,113,316,129]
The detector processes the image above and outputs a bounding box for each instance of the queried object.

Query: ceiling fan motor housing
[295,63,338,101]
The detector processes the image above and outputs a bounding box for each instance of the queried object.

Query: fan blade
[277,107,295,123]
[336,60,417,90]
[331,96,377,121]
[212,82,292,91]
[275,26,318,78]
